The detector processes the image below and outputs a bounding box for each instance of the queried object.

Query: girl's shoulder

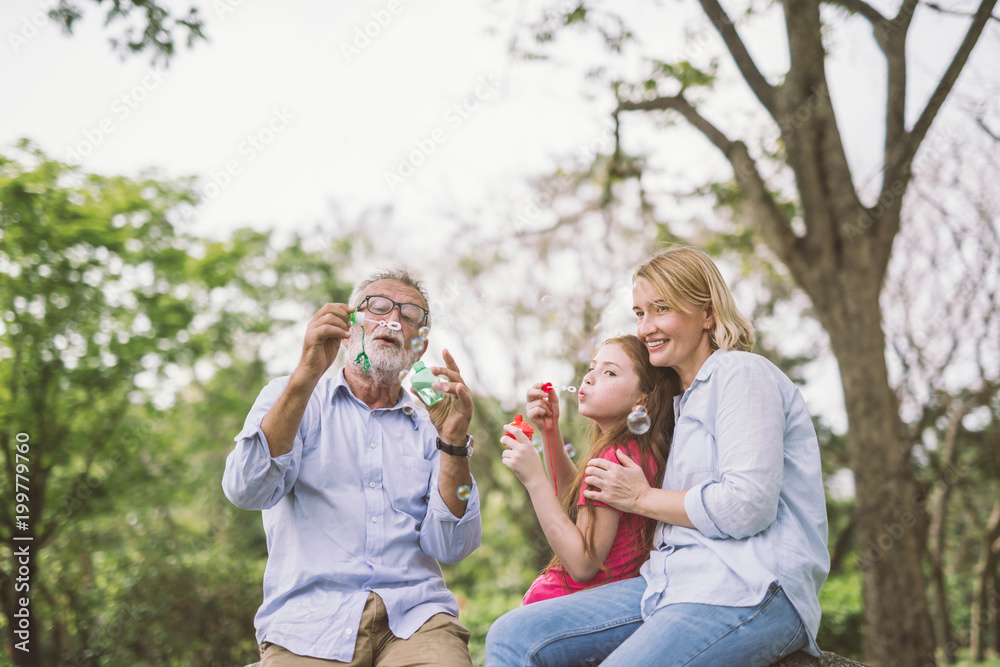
[601,440,658,471]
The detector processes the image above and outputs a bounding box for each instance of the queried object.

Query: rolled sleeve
[691,357,785,539]
[684,480,727,539]
[420,469,482,564]
[221,378,303,511]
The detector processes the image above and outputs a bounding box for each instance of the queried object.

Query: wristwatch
[436,435,474,457]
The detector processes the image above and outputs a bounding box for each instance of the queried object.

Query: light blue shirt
[222,370,482,661]
[640,350,830,655]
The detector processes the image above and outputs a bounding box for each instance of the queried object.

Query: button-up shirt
[640,350,829,655]
[222,370,482,661]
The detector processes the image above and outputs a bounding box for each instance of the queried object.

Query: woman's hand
[500,425,547,490]
[582,449,651,514]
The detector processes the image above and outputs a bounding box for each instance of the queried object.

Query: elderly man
[223,268,481,667]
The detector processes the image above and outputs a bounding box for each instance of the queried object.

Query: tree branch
[617,95,806,277]
[882,0,920,192]
[923,1,1000,22]
[900,0,999,169]
[697,0,778,116]
[824,0,888,34]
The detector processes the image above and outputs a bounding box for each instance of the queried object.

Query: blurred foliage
[816,570,864,660]
[0,142,351,665]
[45,0,205,64]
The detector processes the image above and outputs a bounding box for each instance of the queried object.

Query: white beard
[346,325,420,387]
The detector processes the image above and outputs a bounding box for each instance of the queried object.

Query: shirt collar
[331,368,421,429]
[690,348,726,388]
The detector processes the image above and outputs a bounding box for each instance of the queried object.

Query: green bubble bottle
[410,360,445,406]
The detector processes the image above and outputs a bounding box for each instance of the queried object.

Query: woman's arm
[586,357,787,539]
[583,449,696,529]
[501,429,620,583]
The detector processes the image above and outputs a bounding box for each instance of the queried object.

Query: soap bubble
[398,369,409,382]
[540,295,555,312]
[437,374,449,384]
[564,443,576,457]
[456,485,471,501]
[566,386,577,393]
[532,437,543,453]
[626,406,651,435]
[402,406,415,416]
[418,326,430,339]
[410,338,425,352]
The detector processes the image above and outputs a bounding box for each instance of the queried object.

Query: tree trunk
[808,269,935,667]
[993,555,1000,656]
[927,405,966,663]
[971,497,1000,661]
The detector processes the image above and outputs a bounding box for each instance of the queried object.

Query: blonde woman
[486,247,829,667]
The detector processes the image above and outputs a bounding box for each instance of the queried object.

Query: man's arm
[414,348,482,562]
[262,303,351,457]
[222,378,305,510]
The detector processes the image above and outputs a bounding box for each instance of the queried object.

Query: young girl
[500,335,679,604]
[487,247,829,667]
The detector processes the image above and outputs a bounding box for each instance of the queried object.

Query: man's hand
[293,303,352,387]
[415,348,473,445]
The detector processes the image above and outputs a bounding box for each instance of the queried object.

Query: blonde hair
[634,246,755,352]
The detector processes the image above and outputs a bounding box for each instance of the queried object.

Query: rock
[773,650,869,666]
[244,649,867,666]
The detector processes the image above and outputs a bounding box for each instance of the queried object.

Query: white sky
[2,0,997,461]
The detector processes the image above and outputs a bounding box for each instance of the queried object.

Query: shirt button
[370,442,376,449]
[369,482,376,488]
[370,556,376,563]
[371,517,378,523]
[346,629,352,636]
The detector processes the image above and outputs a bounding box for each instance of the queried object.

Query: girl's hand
[526,382,559,431]
[582,449,651,514]
[500,425,547,490]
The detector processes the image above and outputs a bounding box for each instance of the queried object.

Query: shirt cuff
[684,480,727,539]
[236,419,295,472]
[426,477,481,524]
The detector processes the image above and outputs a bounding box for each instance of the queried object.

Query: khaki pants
[259,593,471,667]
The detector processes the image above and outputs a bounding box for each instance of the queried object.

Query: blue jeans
[485,578,806,667]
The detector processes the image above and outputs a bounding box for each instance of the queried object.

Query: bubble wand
[348,310,402,370]
[539,382,559,496]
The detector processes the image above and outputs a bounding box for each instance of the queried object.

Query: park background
[1,0,998,665]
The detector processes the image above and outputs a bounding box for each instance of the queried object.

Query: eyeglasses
[359,295,428,326]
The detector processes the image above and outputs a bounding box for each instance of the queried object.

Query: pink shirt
[522,442,658,605]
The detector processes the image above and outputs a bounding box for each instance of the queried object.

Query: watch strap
[436,435,472,457]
